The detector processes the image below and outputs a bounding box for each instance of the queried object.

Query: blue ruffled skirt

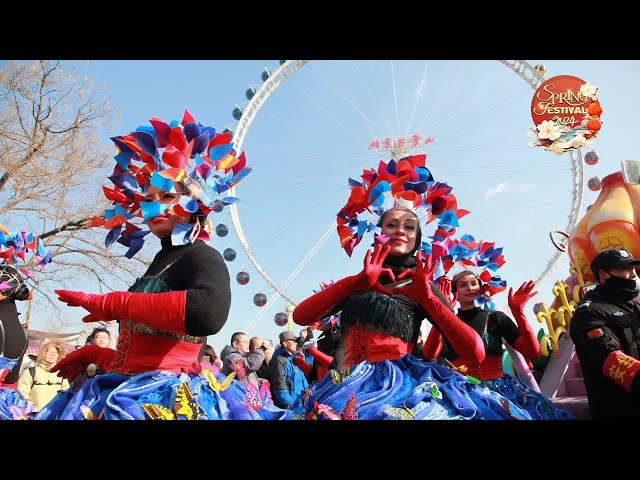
[303,355,549,420]
[0,387,35,420]
[482,374,574,420]
[34,370,294,420]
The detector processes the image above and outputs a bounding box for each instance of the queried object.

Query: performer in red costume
[35,110,292,420]
[0,265,32,390]
[423,270,573,419]
[424,271,540,380]
[53,179,231,378]
[0,229,50,420]
[291,155,536,420]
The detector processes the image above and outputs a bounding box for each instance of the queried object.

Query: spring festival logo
[529,75,603,155]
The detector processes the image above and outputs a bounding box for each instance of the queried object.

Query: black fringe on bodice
[339,291,420,344]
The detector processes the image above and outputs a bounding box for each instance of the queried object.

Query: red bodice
[343,327,411,366]
[108,319,202,374]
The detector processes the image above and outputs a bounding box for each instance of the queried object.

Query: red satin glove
[56,289,187,335]
[508,281,541,360]
[393,252,485,365]
[508,280,537,312]
[393,251,439,306]
[351,243,396,294]
[293,354,313,378]
[307,347,334,381]
[436,276,458,308]
[52,345,116,381]
[423,327,444,359]
[293,243,395,326]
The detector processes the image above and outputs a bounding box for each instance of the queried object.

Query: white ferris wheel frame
[229,60,585,306]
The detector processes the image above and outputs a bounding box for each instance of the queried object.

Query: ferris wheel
[225,60,586,324]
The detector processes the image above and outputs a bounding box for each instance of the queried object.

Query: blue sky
[13,59,640,356]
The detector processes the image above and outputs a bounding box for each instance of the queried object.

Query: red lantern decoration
[587,117,602,133]
[587,101,603,117]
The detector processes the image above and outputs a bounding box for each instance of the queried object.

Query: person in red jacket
[35,110,291,420]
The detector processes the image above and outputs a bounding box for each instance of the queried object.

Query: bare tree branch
[0,60,152,331]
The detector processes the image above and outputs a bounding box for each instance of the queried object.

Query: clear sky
[13,59,640,356]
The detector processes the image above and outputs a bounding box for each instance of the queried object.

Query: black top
[439,307,520,361]
[570,285,640,419]
[317,328,346,370]
[329,282,451,346]
[132,237,231,337]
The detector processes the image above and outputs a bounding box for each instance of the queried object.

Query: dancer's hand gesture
[352,243,396,295]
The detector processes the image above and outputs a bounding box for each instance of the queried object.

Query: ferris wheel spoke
[228,60,584,316]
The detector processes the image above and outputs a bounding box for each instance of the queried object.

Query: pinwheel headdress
[433,234,507,311]
[0,224,52,301]
[87,110,252,258]
[336,152,508,311]
[337,154,469,257]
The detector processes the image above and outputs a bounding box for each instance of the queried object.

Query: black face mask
[600,274,640,301]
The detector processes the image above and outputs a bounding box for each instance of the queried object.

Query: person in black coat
[571,248,640,419]
[0,265,32,389]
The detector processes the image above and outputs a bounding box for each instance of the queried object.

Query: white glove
[301,339,317,352]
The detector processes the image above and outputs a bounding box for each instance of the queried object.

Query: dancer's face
[380,209,419,256]
[454,274,482,304]
[144,183,190,239]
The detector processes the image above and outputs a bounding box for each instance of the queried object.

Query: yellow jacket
[18,362,70,411]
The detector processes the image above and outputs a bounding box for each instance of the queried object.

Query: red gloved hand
[436,276,458,308]
[55,291,113,322]
[307,347,334,381]
[55,289,187,335]
[508,280,537,313]
[293,243,395,326]
[350,243,396,295]
[52,345,116,380]
[508,280,541,360]
[394,252,485,365]
[393,251,437,302]
[293,354,313,378]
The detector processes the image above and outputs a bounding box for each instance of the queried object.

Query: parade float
[501,70,640,419]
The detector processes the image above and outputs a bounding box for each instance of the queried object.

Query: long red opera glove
[52,345,116,380]
[423,327,443,359]
[393,252,485,365]
[293,244,396,326]
[306,347,334,381]
[508,281,541,360]
[55,289,187,335]
[422,278,454,359]
[292,354,313,378]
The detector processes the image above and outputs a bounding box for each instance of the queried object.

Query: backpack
[29,366,63,387]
